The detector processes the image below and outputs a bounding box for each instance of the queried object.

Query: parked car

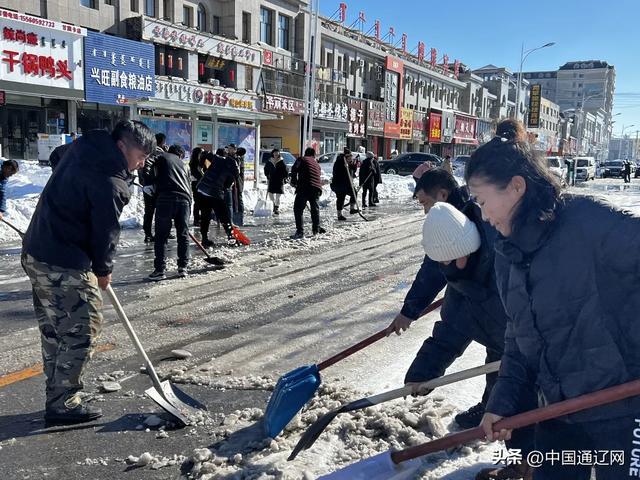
[546,156,568,183]
[601,160,625,178]
[379,152,442,175]
[259,149,297,168]
[574,156,596,182]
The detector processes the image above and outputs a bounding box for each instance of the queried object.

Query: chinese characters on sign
[263,94,305,115]
[428,111,442,143]
[366,100,385,135]
[0,90,5,105]
[84,32,155,105]
[528,84,542,128]
[399,108,413,139]
[155,79,257,111]
[412,111,427,142]
[454,114,477,141]
[347,98,366,138]
[0,8,84,91]
[313,99,348,122]
[384,70,399,123]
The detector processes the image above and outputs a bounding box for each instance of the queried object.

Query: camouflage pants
[21,254,103,410]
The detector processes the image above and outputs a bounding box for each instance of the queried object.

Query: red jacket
[291,155,322,194]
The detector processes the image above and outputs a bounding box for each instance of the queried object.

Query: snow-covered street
[0,162,632,479]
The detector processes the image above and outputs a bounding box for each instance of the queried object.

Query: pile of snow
[170,382,492,479]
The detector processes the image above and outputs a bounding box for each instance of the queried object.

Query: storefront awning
[130,98,280,122]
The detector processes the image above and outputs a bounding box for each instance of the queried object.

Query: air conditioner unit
[208,79,221,86]
[419,80,426,88]
[358,59,365,68]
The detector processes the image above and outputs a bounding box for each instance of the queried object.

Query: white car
[574,157,596,182]
[546,156,567,184]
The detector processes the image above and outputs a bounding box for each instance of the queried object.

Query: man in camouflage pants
[22,120,155,425]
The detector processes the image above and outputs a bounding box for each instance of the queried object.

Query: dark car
[602,160,625,178]
[379,153,442,175]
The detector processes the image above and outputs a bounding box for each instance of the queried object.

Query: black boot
[45,404,103,426]
[273,205,280,215]
[454,402,485,429]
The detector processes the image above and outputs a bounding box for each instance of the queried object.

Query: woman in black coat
[358,152,376,207]
[330,149,358,220]
[263,149,289,215]
[467,119,640,480]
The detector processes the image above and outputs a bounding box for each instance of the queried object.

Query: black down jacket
[154,152,192,202]
[23,130,132,277]
[404,202,510,383]
[264,158,289,194]
[486,194,640,423]
[197,155,240,201]
[331,154,356,195]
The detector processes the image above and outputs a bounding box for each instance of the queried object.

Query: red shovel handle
[391,378,640,464]
[317,297,444,371]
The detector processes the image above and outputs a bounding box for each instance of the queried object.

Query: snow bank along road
[0,199,496,479]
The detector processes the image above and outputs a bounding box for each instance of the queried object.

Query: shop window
[245,66,253,90]
[80,0,97,9]
[162,0,171,20]
[242,12,251,43]
[156,45,189,80]
[144,0,154,16]
[278,14,290,51]
[197,4,207,32]
[130,0,138,12]
[212,16,221,35]
[260,7,273,45]
[183,6,193,27]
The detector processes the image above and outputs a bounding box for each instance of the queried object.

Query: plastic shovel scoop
[319,376,640,479]
[289,360,501,460]
[188,231,226,266]
[263,298,445,438]
[231,226,251,245]
[105,285,207,426]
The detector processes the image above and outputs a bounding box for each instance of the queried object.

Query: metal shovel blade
[316,451,420,480]
[144,380,207,426]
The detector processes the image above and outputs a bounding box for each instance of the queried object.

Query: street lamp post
[515,42,555,122]
[621,124,635,160]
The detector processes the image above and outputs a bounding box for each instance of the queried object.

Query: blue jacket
[487,194,640,422]
[23,130,132,276]
[0,174,7,213]
[404,202,508,383]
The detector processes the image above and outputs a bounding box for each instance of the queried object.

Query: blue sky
[319,0,640,138]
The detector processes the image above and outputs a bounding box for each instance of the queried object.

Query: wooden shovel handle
[188,231,210,257]
[391,378,640,464]
[317,297,444,371]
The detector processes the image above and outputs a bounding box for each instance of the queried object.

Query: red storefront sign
[453,114,478,145]
[428,112,442,143]
[0,90,4,105]
[412,111,427,142]
[384,56,404,139]
[347,98,366,138]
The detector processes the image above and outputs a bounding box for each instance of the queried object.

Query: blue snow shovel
[263,297,445,438]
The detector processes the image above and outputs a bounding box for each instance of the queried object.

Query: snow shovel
[263,297,445,438]
[318,376,640,480]
[355,171,374,195]
[289,360,500,460]
[188,231,226,266]
[343,156,369,222]
[231,225,251,245]
[105,285,207,426]
[253,190,273,217]
[1,218,25,238]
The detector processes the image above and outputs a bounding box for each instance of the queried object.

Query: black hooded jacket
[23,130,132,277]
[154,152,192,202]
[197,155,240,200]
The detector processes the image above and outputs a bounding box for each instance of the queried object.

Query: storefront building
[261,93,304,154]
[0,8,85,159]
[345,97,366,152]
[82,31,155,133]
[312,97,348,155]
[366,100,385,158]
[382,56,404,158]
[410,110,427,152]
[428,110,442,153]
[452,113,478,156]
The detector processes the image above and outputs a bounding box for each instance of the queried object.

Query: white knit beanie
[422,202,481,261]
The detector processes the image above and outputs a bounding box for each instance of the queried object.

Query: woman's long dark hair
[464,119,562,234]
[189,147,203,171]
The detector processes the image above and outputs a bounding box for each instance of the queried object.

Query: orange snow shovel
[317,377,640,479]
[231,225,251,245]
[263,297,445,438]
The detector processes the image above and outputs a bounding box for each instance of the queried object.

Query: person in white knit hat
[386,170,535,480]
[421,201,481,267]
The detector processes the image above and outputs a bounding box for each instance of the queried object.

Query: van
[574,156,595,182]
[546,156,567,184]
